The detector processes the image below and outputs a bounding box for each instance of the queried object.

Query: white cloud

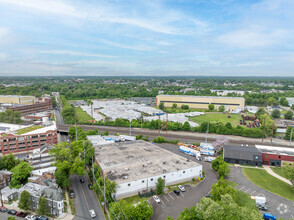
[40,50,117,58]
[0,27,9,39]
[99,39,152,51]
[218,29,287,48]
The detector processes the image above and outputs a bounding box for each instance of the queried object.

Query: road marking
[180,193,184,197]
[81,181,91,217]
[163,195,169,202]
[168,193,174,200]
[257,193,265,197]
[244,188,250,193]
[250,191,256,195]
[239,186,245,190]
[161,199,166,207]
[147,200,152,206]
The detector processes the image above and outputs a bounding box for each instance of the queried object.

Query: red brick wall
[262,153,294,165]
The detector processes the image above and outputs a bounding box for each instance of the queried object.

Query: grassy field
[270,167,290,180]
[15,125,43,135]
[235,189,258,210]
[76,107,93,123]
[242,168,294,201]
[190,112,242,127]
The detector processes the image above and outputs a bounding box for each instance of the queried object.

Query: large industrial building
[0,95,53,115]
[0,122,57,155]
[156,95,245,111]
[94,140,203,199]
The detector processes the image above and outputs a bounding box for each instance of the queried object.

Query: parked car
[16,211,27,217]
[8,209,17,215]
[25,215,38,220]
[0,206,8,212]
[88,183,93,189]
[80,177,85,183]
[153,195,161,203]
[70,189,75,198]
[205,194,211,198]
[258,204,269,211]
[173,189,180,196]
[178,185,185,192]
[263,213,276,220]
[89,209,96,218]
[37,216,49,220]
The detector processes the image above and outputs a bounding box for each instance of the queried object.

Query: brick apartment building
[0,171,12,190]
[0,123,57,155]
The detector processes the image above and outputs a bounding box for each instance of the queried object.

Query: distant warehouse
[156,95,245,111]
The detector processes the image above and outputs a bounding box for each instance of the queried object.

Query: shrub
[208,104,215,111]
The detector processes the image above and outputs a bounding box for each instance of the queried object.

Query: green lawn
[270,167,290,180]
[242,168,294,201]
[76,107,93,123]
[235,189,258,210]
[190,112,242,127]
[15,125,43,135]
[122,195,148,205]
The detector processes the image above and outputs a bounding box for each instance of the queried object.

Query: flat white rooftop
[95,140,201,184]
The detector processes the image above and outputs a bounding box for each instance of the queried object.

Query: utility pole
[205,122,209,143]
[271,123,274,146]
[290,126,294,145]
[103,175,106,214]
[262,118,266,144]
[74,107,77,141]
[91,101,94,126]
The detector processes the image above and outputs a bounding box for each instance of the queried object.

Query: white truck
[255,196,266,206]
[203,156,216,162]
[179,146,202,160]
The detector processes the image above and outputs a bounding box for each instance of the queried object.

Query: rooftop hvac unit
[162,169,167,173]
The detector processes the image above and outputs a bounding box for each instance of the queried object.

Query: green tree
[2,153,20,171]
[211,179,236,202]
[181,105,189,110]
[282,163,294,186]
[280,96,289,106]
[208,104,214,111]
[225,122,232,129]
[255,108,267,118]
[267,97,279,106]
[0,109,22,124]
[131,201,153,219]
[156,177,165,195]
[291,105,294,111]
[284,111,293,120]
[182,121,191,131]
[284,126,293,140]
[37,196,50,216]
[271,109,281,119]
[68,126,87,141]
[10,161,33,188]
[18,190,32,211]
[159,101,165,110]
[217,163,230,178]
[218,105,225,112]
[172,103,177,109]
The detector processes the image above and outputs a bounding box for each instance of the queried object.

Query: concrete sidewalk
[263,165,292,185]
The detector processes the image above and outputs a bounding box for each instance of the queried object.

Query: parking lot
[149,143,218,220]
[228,166,294,219]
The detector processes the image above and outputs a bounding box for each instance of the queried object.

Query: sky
[0,0,293,76]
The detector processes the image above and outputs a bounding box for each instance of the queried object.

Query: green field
[242,168,294,201]
[76,107,93,123]
[189,112,242,127]
[15,126,43,135]
[270,167,290,180]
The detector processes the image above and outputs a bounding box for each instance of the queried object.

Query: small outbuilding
[223,145,263,166]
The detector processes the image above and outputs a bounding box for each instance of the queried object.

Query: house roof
[224,145,262,162]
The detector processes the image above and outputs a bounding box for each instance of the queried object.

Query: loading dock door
[269,159,281,167]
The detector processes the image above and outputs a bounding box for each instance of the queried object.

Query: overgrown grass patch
[122,195,148,205]
[76,107,93,123]
[15,126,42,135]
[235,190,258,210]
[190,113,242,127]
[242,168,294,201]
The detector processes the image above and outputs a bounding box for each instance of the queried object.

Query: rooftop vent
[187,159,190,162]
[163,161,167,165]
[162,169,167,173]
[176,160,180,164]
[123,175,128,179]
[125,168,129,171]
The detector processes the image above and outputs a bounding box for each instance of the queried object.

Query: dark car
[173,189,180,196]
[37,216,49,220]
[16,211,27,217]
[70,189,75,198]
[80,177,85,183]
[205,194,211,198]
[8,209,17,215]
[88,183,92,189]
[258,204,269,211]
[0,206,7,212]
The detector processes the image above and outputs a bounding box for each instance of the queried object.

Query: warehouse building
[156,95,245,111]
[223,145,263,166]
[0,122,57,155]
[255,145,294,167]
[94,140,202,199]
[0,95,35,105]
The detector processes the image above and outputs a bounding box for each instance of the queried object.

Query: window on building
[32,135,38,139]
[278,156,281,158]
[142,180,145,183]
[163,175,166,178]
[183,171,185,173]
[151,178,153,181]
[128,183,131,186]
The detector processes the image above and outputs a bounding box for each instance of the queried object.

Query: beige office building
[0,95,35,105]
[156,95,245,111]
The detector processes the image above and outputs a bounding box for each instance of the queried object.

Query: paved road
[71,174,105,220]
[0,212,23,220]
[227,166,294,219]
[150,143,218,219]
[57,124,294,147]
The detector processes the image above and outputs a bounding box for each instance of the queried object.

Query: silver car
[89,209,96,218]
[178,185,185,192]
[153,195,161,203]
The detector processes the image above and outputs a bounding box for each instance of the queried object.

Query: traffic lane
[82,174,105,220]
[71,174,91,220]
[150,177,217,220]
[0,212,23,220]
[227,167,294,220]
